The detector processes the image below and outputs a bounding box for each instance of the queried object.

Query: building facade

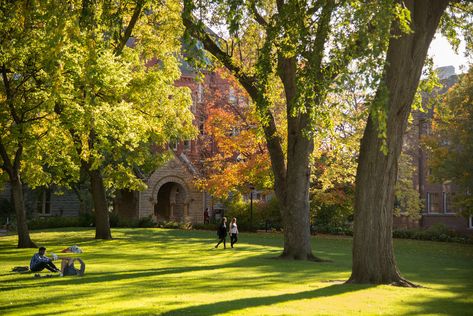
[395,66,473,235]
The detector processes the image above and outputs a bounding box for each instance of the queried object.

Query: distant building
[395,66,473,235]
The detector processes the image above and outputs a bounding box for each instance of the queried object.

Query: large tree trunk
[273,57,318,260]
[348,0,449,286]
[279,132,315,260]
[11,174,36,248]
[89,168,112,240]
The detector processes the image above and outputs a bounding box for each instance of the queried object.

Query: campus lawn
[0,228,472,315]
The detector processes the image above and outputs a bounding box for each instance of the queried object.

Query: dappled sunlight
[1,228,472,315]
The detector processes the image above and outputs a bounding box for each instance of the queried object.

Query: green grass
[1,228,472,315]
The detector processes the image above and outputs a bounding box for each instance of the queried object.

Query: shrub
[311,203,353,230]
[224,196,281,232]
[137,216,157,228]
[78,212,95,227]
[156,220,191,230]
[312,224,353,236]
[28,216,82,229]
[393,224,473,244]
[109,213,157,228]
[193,223,218,231]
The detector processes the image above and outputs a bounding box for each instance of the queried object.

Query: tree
[0,1,79,248]
[183,0,395,260]
[195,69,273,199]
[348,0,453,286]
[424,66,473,217]
[53,0,196,239]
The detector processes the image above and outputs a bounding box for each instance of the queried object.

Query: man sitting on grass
[30,247,60,273]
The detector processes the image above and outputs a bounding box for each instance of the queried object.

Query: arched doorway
[154,182,188,221]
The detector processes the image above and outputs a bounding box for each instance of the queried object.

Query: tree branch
[1,64,21,124]
[115,0,145,56]
[182,8,259,99]
[248,0,268,27]
[309,0,335,79]
[0,140,13,176]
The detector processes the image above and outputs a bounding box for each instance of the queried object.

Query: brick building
[394,66,473,235]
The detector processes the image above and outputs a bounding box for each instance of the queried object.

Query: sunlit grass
[0,228,472,315]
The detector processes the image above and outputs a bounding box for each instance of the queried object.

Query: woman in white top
[230,217,239,248]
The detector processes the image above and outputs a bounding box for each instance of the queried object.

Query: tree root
[390,277,422,288]
[346,276,421,288]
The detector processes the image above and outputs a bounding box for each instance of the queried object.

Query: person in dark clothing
[204,208,210,224]
[30,247,60,273]
[215,217,227,249]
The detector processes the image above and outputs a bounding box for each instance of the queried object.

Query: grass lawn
[0,228,472,315]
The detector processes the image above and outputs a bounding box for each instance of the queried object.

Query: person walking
[215,217,227,249]
[204,208,210,224]
[230,217,239,248]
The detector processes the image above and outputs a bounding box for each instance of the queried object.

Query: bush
[78,212,95,227]
[192,223,218,231]
[312,224,353,236]
[137,216,157,228]
[311,203,353,229]
[28,216,83,229]
[393,224,473,244]
[109,213,157,228]
[224,196,281,232]
[156,220,191,230]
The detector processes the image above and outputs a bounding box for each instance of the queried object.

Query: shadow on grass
[158,283,371,316]
[1,250,333,293]
[403,289,473,315]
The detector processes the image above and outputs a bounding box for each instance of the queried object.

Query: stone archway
[151,176,190,222]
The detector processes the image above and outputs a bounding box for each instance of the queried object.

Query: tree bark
[348,0,449,286]
[279,128,315,259]
[89,168,112,239]
[11,174,37,248]
[275,56,318,260]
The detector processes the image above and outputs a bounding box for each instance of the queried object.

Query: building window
[229,86,236,104]
[199,116,205,135]
[199,122,205,135]
[427,192,441,213]
[183,140,191,151]
[197,83,204,103]
[169,140,178,151]
[469,216,473,229]
[191,97,196,113]
[37,189,51,215]
[444,192,456,214]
